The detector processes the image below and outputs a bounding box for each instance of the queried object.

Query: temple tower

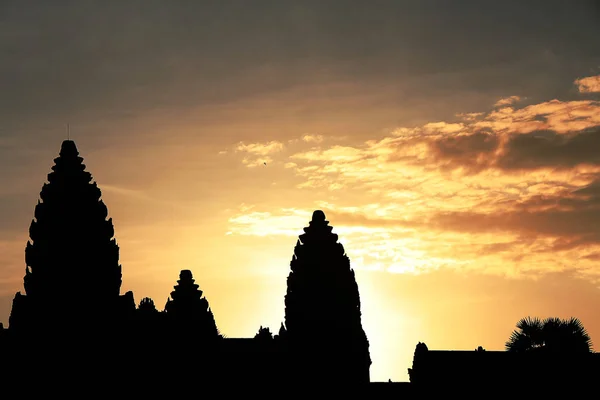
[9,140,132,336]
[164,269,220,341]
[284,210,371,384]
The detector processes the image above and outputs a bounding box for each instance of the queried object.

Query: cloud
[226,202,600,279]
[228,73,600,280]
[575,74,600,93]
[494,96,522,107]
[101,185,155,202]
[234,140,285,168]
[301,134,324,143]
[235,141,284,156]
[101,184,195,210]
[228,208,311,237]
[495,128,600,170]
[473,100,600,134]
[456,112,484,121]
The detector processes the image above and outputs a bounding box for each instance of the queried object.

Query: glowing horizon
[1,1,600,382]
[1,72,600,382]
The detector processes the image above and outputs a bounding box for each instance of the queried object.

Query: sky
[1,0,600,381]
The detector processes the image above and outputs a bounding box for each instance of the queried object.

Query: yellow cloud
[235,140,285,167]
[226,204,600,280]
[291,145,366,163]
[301,134,324,143]
[474,100,600,134]
[422,122,465,134]
[574,74,600,93]
[494,96,521,107]
[228,75,600,280]
[236,140,284,155]
[456,112,484,121]
[228,208,310,237]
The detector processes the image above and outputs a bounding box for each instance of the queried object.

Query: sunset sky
[1,1,600,381]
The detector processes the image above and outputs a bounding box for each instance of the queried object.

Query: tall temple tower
[9,140,134,336]
[284,210,371,384]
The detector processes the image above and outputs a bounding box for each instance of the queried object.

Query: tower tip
[60,139,79,157]
[311,210,327,223]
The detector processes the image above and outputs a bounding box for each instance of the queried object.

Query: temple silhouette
[0,140,599,394]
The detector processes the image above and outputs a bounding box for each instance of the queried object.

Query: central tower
[284,210,371,384]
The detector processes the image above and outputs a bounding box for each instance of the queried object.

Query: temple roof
[59,140,79,157]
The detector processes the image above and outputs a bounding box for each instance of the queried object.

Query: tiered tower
[164,269,220,341]
[284,210,371,383]
[8,140,133,337]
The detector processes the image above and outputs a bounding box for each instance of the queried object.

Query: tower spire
[67,123,70,140]
[284,210,371,383]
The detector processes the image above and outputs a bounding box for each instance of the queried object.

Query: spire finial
[66,123,70,140]
[311,210,326,223]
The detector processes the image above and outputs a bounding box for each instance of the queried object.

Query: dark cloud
[306,175,600,251]
[1,0,599,127]
[431,176,600,243]
[584,252,600,261]
[497,128,600,170]
[427,127,600,172]
[574,180,600,197]
[428,131,499,172]
[314,170,600,248]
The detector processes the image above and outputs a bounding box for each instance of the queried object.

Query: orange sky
[0,72,598,381]
[1,1,600,382]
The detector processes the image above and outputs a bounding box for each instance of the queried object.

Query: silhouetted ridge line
[3,139,599,393]
[408,341,600,391]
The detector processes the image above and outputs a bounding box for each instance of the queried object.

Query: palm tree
[543,317,593,353]
[506,316,593,353]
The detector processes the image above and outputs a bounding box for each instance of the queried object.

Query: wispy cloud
[236,141,285,155]
[100,184,195,211]
[234,140,285,167]
[227,74,600,280]
[473,99,600,134]
[494,95,522,107]
[301,134,324,143]
[575,74,600,94]
[101,184,153,200]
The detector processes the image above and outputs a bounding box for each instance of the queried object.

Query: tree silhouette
[254,326,273,340]
[138,297,158,315]
[8,140,130,335]
[506,316,593,353]
[134,297,161,351]
[165,270,220,340]
[284,210,371,383]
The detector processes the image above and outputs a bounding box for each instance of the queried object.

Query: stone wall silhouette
[408,342,600,391]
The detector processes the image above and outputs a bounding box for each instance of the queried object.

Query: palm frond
[562,317,593,352]
[516,316,543,332]
[508,316,544,351]
[506,330,531,352]
[508,315,593,353]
